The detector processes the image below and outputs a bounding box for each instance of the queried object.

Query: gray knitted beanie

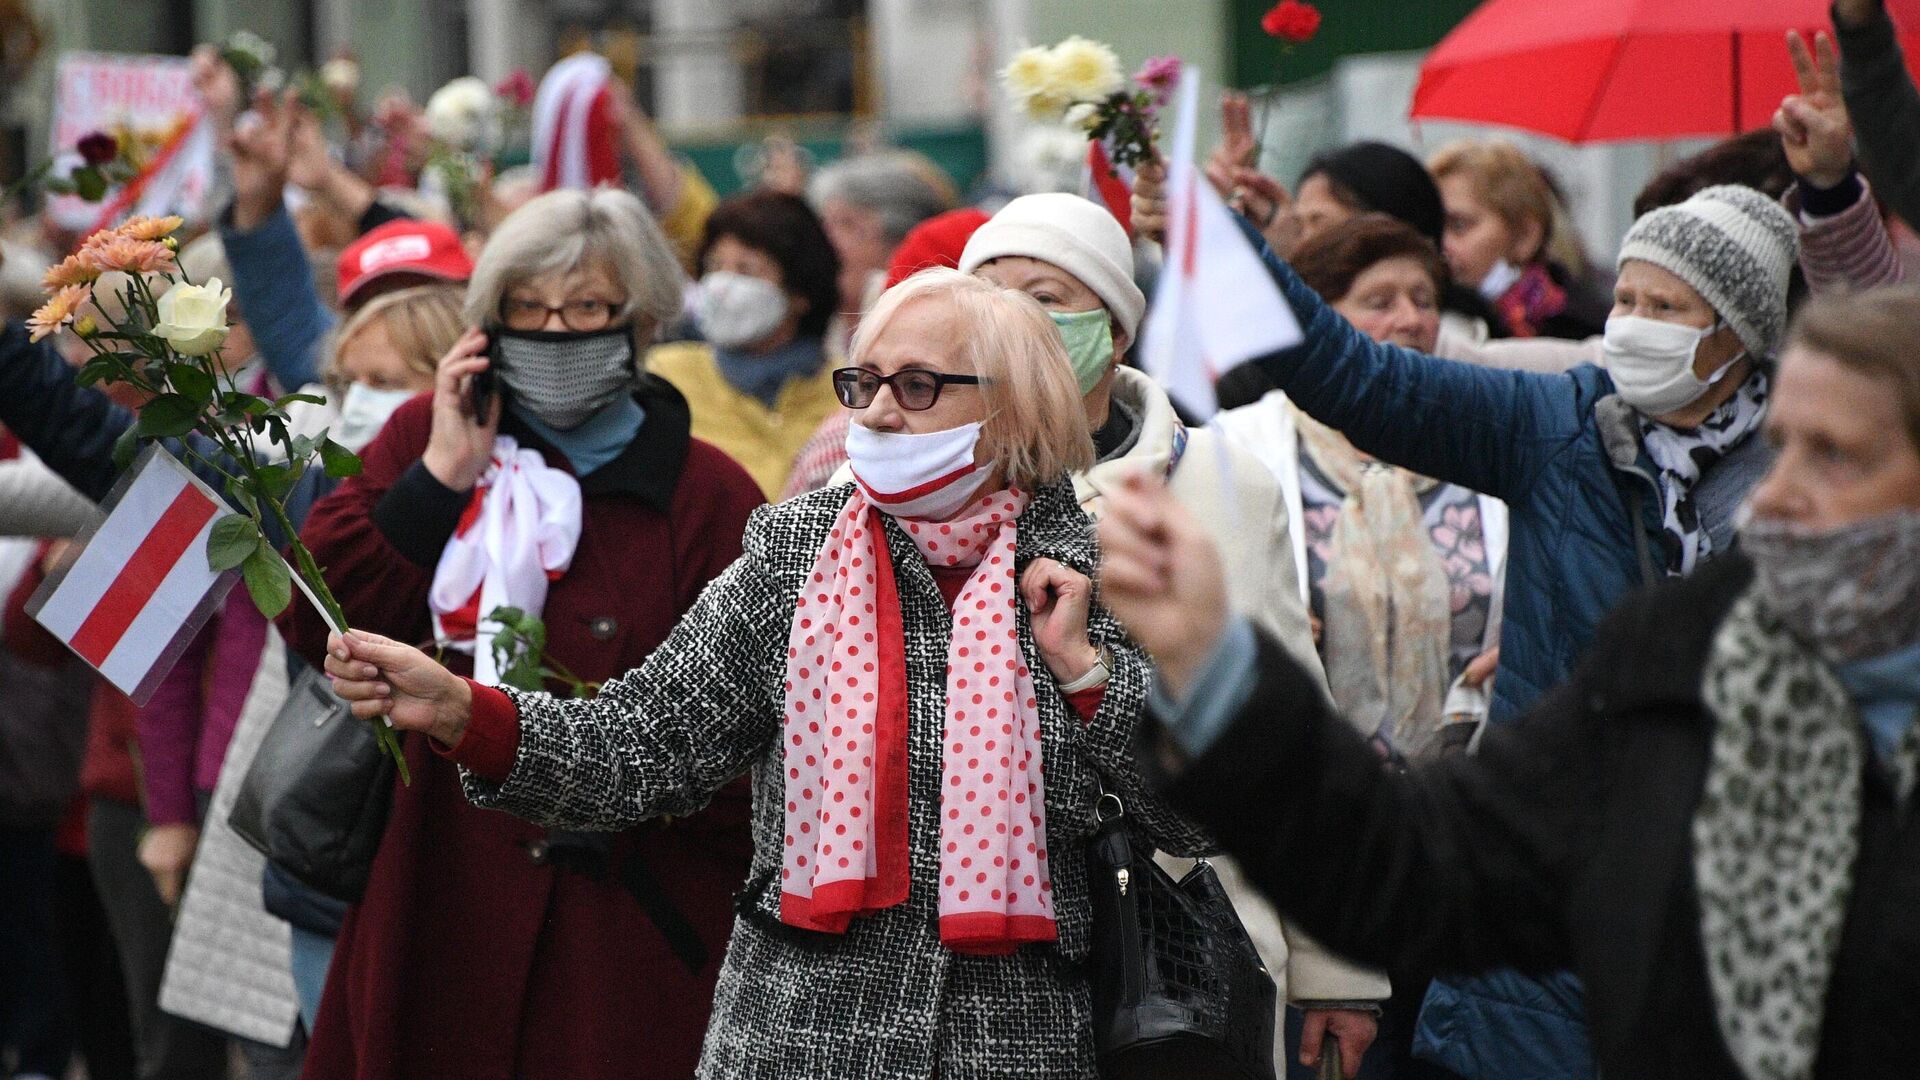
[1616,184,1798,357]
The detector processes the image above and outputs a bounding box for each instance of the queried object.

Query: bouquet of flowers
[422,75,503,230]
[30,217,409,776]
[1002,37,1180,169]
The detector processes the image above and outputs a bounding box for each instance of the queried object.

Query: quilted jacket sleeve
[461,505,788,830]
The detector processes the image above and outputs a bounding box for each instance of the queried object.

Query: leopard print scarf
[1694,591,1920,1079]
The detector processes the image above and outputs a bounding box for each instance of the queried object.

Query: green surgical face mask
[1048,307,1116,395]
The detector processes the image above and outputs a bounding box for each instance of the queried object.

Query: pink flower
[495,68,535,109]
[28,285,91,342]
[1135,56,1182,105]
[82,235,177,276]
[43,252,102,289]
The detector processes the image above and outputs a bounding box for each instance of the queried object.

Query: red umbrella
[1410,0,1920,142]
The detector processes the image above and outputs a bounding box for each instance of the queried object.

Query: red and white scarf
[779,483,1056,954]
[427,436,583,685]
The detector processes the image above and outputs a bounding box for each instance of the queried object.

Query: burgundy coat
[283,378,763,1080]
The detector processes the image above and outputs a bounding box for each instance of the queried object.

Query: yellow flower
[116,214,185,242]
[28,285,92,342]
[83,236,178,276]
[1050,37,1124,102]
[44,252,103,289]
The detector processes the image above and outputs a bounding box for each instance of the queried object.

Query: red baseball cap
[336,219,474,307]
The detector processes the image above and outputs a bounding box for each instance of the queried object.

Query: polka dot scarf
[779,486,1057,955]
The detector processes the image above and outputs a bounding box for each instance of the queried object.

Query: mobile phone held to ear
[469,325,500,420]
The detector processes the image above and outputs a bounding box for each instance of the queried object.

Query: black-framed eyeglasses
[832,367,981,411]
[498,296,626,332]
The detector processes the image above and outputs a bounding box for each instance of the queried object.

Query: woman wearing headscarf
[1098,283,1920,1080]
[1161,183,1795,1080]
[960,193,1386,1078]
[648,190,844,498]
[320,268,1210,1078]
[282,188,766,1080]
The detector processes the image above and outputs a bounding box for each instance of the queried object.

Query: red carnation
[495,68,535,109]
[1262,0,1322,44]
[76,131,118,167]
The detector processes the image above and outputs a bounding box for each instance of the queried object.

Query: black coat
[1161,556,1920,1079]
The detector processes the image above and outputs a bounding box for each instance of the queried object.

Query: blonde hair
[1789,287,1920,450]
[328,283,466,386]
[1428,138,1556,262]
[851,267,1092,490]
[463,187,685,349]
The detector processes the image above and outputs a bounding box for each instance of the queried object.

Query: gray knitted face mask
[1740,508,1920,663]
[492,326,635,431]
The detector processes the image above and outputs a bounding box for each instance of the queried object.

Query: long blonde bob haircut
[850,267,1093,491]
[326,283,467,387]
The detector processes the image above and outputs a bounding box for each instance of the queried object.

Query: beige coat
[1076,367,1390,1023]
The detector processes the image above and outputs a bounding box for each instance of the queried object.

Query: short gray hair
[464,187,685,343]
[807,152,954,247]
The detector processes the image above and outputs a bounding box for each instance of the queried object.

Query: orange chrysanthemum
[115,214,184,242]
[27,284,93,342]
[43,252,103,290]
[82,235,177,276]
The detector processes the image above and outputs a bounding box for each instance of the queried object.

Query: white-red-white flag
[1085,139,1135,235]
[29,444,238,703]
[1141,68,1302,421]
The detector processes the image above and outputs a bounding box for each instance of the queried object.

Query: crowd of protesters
[1,0,1918,1078]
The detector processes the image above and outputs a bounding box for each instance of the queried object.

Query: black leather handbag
[229,660,396,902]
[1086,781,1277,1080]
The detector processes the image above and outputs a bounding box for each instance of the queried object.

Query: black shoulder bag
[229,660,396,902]
[1087,779,1277,1080]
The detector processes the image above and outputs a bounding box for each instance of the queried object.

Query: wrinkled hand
[1776,31,1855,191]
[228,88,300,229]
[1022,558,1100,685]
[326,630,471,745]
[287,109,333,192]
[1230,166,1303,258]
[1203,92,1259,199]
[1132,161,1169,245]
[138,823,199,907]
[421,328,501,492]
[189,45,242,129]
[1095,470,1228,701]
[1299,1008,1380,1078]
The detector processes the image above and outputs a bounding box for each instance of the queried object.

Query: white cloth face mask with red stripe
[845,420,994,522]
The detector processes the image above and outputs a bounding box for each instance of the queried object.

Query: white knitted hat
[1616,184,1798,357]
[958,193,1145,342]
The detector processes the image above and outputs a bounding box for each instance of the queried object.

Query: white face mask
[845,420,993,521]
[1601,315,1740,416]
[334,382,417,451]
[696,270,790,350]
[1478,257,1522,301]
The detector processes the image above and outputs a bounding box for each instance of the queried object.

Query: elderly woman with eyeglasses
[281,188,767,1080]
[319,267,1211,1078]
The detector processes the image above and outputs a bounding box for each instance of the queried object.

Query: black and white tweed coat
[464,478,1212,1078]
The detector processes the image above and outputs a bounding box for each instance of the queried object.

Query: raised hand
[1095,470,1229,701]
[1203,92,1259,200]
[189,44,242,131]
[228,88,299,229]
[1775,31,1855,191]
[1132,160,1169,245]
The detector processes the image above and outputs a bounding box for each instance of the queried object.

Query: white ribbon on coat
[427,436,583,686]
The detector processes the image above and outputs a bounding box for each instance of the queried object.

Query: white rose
[154,278,232,357]
[320,57,361,95]
[425,77,501,152]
